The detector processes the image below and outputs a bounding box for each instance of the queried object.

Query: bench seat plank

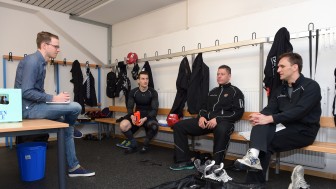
[302,141,336,154]
[98,106,336,155]
[94,118,116,124]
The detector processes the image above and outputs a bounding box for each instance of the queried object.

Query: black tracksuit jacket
[170,57,191,118]
[263,27,293,99]
[261,74,321,136]
[199,83,245,123]
[187,53,209,114]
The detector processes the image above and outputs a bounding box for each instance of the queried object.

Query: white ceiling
[13,0,309,26]
[14,0,185,25]
[80,0,184,25]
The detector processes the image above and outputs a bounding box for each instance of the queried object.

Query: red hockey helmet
[166,114,179,127]
[127,52,138,64]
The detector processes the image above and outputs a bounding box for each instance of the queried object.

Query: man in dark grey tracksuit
[170,65,245,170]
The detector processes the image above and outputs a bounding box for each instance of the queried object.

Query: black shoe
[125,146,137,154]
[73,129,83,139]
[170,161,194,171]
[139,146,149,154]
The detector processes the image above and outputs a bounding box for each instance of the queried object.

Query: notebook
[0,88,22,123]
[46,101,70,104]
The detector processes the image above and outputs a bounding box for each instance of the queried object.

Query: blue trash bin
[16,142,47,182]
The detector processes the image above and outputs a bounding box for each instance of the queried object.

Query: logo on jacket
[224,94,229,97]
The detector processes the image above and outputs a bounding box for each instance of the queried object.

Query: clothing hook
[252,32,257,46]
[308,22,314,31]
[168,49,172,59]
[8,52,12,61]
[182,46,186,57]
[234,36,239,49]
[215,39,220,52]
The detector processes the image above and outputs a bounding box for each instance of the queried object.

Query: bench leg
[265,165,269,181]
[104,123,108,139]
[275,152,280,174]
[191,136,195,151]
[111,124,116,138]
[98,123,102,140]
[104,123,111,139]
[265,153,281,181]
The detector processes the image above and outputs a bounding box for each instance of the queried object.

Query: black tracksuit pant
[248,123,317,182]
[173,118,234,164]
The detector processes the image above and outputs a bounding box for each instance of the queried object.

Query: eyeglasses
[46,43,60,49]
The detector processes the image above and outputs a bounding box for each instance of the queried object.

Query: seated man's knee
[70,102,82,111]
[119,120,131,132]
[147,120,159,131]
[172,121,183,131]
[70,102,82,114]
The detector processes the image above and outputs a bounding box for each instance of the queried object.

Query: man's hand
[130,115,137,125]
[205,118,217,129]
[131,115,147,126]
[198,117,207,129]
[137,117,147,126]
[52,92,70,102]
[249,112,273,126]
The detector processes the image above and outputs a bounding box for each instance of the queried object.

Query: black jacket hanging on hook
[131,63,140,80]
[263,27,293,101]
[106,70,117,98]
[141,61,155,88]
[70,60,85,114]
[169,57,191,118]
[187,53,209,114]
[83,65,98,107]
[332,68,336,126]
[115,61,131,106]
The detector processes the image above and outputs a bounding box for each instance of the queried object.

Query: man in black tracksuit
[170,65,245,170]
[235,52,321,186]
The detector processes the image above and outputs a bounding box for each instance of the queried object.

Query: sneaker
[68,166,95,177]
[234,150,262,170]
[194,159,213,174]
[170,161,195,171]
[139,146,149,154]
[288,165,310,189]
[125,146,138,154]
[74,129,83,139]
[204,162,232,183]
[116,140,131,149]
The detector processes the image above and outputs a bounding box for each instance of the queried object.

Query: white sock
[248,148,260,158]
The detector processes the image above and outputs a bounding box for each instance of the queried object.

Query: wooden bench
[204,115,336,174]
[95,106,336,177]
[94,106,197,140]
[94,106,253,144]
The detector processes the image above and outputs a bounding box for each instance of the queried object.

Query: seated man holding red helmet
[170,65,245,170]
[118,71,160,154]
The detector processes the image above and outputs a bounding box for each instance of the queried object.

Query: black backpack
[106,71,117,98]
[101,107,113,118]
